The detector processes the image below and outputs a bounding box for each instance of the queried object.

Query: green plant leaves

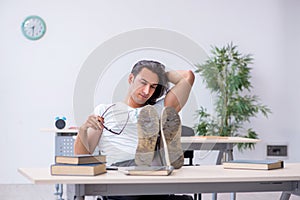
[195,43,271,150]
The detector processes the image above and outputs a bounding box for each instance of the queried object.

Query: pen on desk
[106,166,118,170]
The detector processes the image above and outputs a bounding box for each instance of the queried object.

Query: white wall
[1,0,300,183]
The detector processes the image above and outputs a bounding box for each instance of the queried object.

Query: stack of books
[51,154,107,176]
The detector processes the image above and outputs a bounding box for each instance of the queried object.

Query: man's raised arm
[164,70,195,112]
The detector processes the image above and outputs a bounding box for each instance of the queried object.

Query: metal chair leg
[280,192,292,200]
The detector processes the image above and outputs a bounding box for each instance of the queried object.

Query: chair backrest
[181,125,195,166]
[181,125,195,136]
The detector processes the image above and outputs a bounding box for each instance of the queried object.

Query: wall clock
[21,15,46,40]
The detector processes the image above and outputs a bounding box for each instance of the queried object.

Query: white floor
[1,184,300,200]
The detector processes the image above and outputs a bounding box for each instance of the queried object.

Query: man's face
[128,68,159,106]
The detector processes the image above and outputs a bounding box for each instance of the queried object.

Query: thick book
[55,154,106,165]
[223,160,284,170]
[51,163,107,176]
[119,166,174,176]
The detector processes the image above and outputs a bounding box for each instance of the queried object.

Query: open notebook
[119,110,174,176]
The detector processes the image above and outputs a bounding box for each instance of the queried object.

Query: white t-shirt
[93,101,163,166]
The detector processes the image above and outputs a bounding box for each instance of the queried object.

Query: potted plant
[195,43,271,150]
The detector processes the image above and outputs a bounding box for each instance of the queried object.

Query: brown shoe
[135,105,160,166]
[160,107,184,169]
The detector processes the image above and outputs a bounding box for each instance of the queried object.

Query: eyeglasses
[99,103,130,135]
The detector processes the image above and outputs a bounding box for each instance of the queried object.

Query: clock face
[21,15,46,40]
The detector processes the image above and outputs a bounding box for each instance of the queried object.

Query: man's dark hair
[131,60,169,105]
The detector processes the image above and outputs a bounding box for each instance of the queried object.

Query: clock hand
[31,26,35,36]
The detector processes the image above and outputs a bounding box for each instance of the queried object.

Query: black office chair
[181,125,201,200]
[182,125,195,166]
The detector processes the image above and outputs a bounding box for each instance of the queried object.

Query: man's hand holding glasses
[81,103,129,135]
[76,114,105,154]
[81,114,105,132]
[98,104,129,135]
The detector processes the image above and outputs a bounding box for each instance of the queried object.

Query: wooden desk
[19,164,300,200]
[43,129,260,199]
[182,136,260,200]
[181,136,260,165]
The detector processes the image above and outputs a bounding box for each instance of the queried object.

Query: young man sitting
[75,60,195,200]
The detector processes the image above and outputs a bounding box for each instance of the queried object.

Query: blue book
[55,154,106,165]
